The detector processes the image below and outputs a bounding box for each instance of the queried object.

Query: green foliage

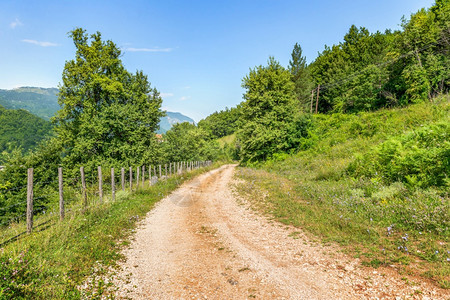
[348,122,449,188]
[53,28,165,173]
[0,138,63,225]
[198,106,241,139]
[0,105,53,163]
[238,57,310,162]
[288,43,313,111]
[306,2,450,113]
[162,122,221,162]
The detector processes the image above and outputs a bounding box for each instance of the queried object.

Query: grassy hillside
[0,87,60,121]
[0,105,53,161]
[235,95,449,288]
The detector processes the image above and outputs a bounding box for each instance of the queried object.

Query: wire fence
[0,160,212,247]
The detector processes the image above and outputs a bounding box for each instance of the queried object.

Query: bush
[348,122,449,188]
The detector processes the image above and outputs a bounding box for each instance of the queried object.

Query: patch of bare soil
[114,165,448,299]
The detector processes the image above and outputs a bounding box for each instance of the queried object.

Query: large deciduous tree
[53,28,164,171]
[238,57,308,162]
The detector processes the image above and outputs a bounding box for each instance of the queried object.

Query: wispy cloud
[22,39,58,47]
[179,96,191,101]
[10,18,23,29]
[125,47,172,53]
[160,92,174,98]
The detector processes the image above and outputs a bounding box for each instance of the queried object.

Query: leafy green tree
[238,57,304,162]
[162,122,220,162]
[0,138,62,225]
[197,106,241,139]
[288,43,313,111]
[53,28,164,173]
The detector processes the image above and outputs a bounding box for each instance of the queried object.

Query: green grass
[235,96,449,288]
[217,133,236,147]
[0,163,221,299]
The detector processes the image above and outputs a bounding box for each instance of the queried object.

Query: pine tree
[288,43,313,111]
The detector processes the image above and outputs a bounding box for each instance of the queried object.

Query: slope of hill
[0,104,53,161]
[236,95,449,287]
[0,87,193,132]
[0,87,59,121]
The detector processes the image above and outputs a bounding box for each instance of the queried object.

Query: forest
[0,104,52,163]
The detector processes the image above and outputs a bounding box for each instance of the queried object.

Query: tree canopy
[238,57,310,162]
[306,0,449,113]
[53,28,165,171]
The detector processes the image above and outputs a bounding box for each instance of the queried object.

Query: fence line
[2,161,212,237]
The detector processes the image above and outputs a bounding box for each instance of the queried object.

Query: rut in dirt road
[116,164,448,299]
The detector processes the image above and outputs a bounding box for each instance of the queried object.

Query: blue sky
[0,0,434,121]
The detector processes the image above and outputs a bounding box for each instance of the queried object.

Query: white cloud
[179,96,191,101]
[125,47,172,53]
[160,92,174,98]
[21,39,58,47]
[10,18,23,29]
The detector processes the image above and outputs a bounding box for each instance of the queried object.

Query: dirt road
[116,165,447,299]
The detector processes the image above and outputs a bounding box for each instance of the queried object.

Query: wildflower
[435,250,439,255]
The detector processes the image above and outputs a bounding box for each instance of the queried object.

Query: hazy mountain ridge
[158,111,195,133]
[0,87,59,121]
[0,87,193,132]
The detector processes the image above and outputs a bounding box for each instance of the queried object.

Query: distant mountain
[158,112,195,134]
[0,87,193,133]
[0,87,59,121]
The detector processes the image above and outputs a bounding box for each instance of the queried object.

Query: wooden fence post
[148,165,152,186]
[129,167,133,191]
[81,167,87,211]
[111,168,115,202]
[142,165,145,187]
[121,167,125,191]
[26,168,33,234]
[136,166,140,189]
[58,167,64,221]
[98,166,103,203]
